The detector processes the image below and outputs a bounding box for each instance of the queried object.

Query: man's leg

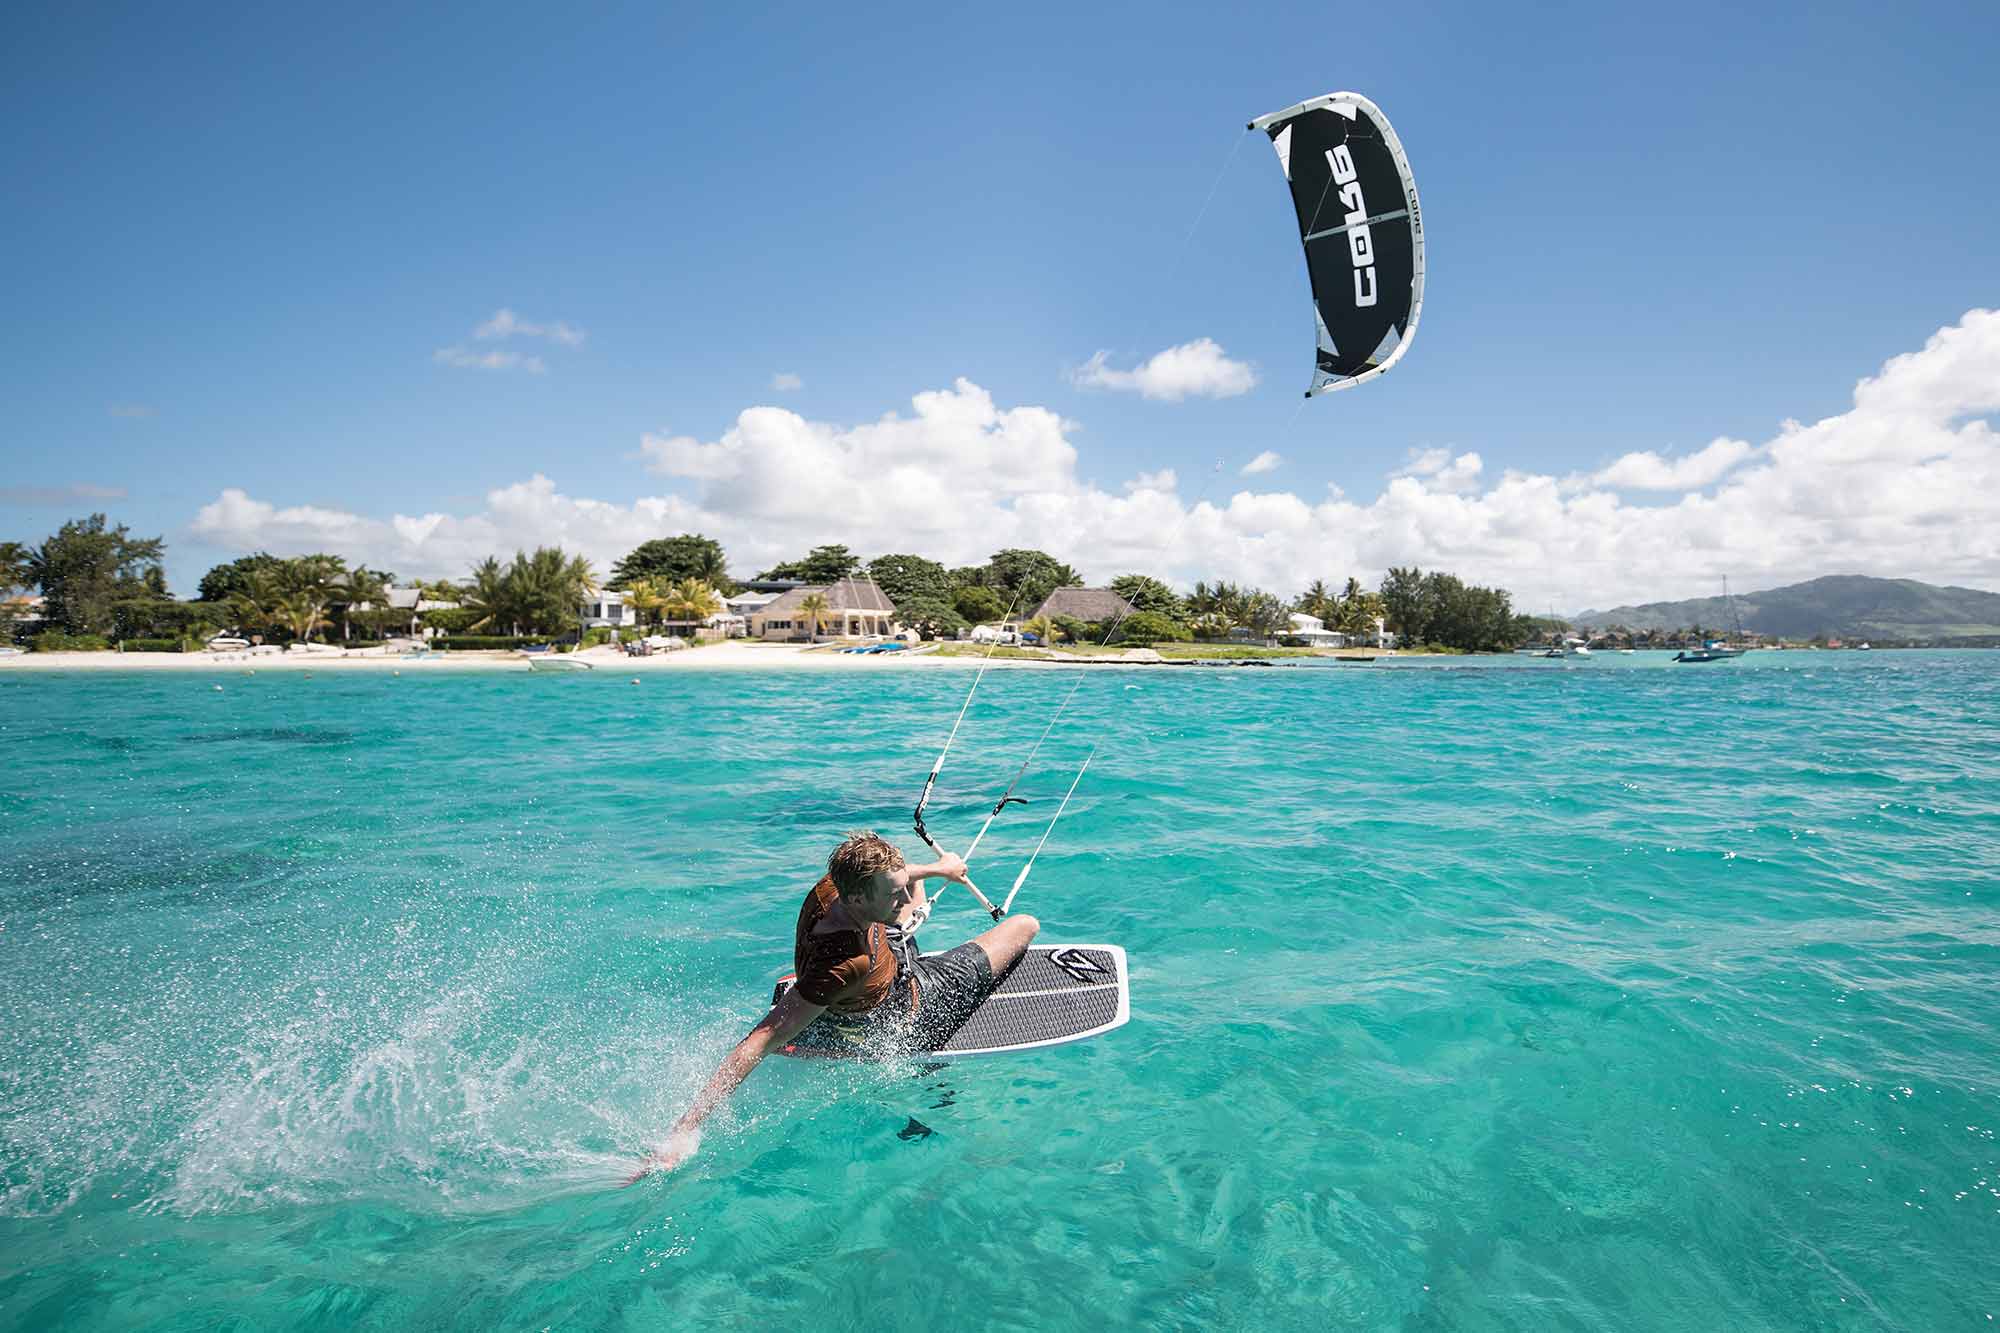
[967,913,1039,976]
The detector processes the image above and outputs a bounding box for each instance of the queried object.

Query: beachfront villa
[578,589,639,631]
[1287,612,1348,648]
[725,590,777,620]
[749,576,900,641]
[383,586,459,639]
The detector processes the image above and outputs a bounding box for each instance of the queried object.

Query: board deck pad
[772,943,1129,1059]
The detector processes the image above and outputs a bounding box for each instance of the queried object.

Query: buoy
[631,678,641,685]
[213,684,223,691]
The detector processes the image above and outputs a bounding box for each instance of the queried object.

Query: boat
[0,646,22,659]
[526,655,592,672]
[1673,578,1751,664]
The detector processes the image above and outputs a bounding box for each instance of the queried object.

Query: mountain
[1577,576,2000,642]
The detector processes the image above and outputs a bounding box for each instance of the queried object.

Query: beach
[0,641,1083,672]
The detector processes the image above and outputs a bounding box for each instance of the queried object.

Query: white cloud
[433,347,547,374]
[474,308,585,345]
[1390,447,1484,494]
[1592,436,1754,490]
[197,311,2000,607]
[1069,338,1258,401]
[1240,451,1283,476]
[434,309,580,373]
[770,372,803,392]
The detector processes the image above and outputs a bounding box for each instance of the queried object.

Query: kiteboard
[771,943,1129,1060]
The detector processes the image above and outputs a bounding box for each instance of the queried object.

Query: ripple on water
[1,654,1998,1328]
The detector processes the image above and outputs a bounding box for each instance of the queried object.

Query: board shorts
[789,936,1000,1056]
[908,940,999,1045]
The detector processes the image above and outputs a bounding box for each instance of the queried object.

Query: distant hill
[1577,576,2000,642]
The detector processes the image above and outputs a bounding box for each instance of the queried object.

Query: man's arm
[626,986,825,1181]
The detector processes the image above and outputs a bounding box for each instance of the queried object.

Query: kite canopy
[1249,92,1424,396]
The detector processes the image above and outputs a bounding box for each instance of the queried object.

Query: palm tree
[227,567,286,642]
[796,591,830,642]
[278,589,330,642]
[1022,613,1056,646]
[1298,579,1335,621]
[333,568,390,641]
[663,578,723,637]
[462,557,508,633]
[624,577,664,630]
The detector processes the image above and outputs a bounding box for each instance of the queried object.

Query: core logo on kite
[1325,144,1377,308]
[1050,947,1113,985]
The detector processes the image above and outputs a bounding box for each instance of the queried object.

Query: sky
[3,0,1997,610]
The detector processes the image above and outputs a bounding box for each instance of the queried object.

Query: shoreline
[0,641,1398,673]
[0,642,1104,673]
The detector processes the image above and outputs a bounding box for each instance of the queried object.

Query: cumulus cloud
[474,308,585,345]
[1069,338,1258,401]
[197,311,2000,607]
[1240,451,1283,476]
[1390,447,1485,494]
[770,372,803,392]
[1592,436,1755,490]
[433,347,547,374]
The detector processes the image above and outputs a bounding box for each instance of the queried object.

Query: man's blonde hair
[827,831,905,898]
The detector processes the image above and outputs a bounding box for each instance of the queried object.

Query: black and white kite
[1250,92,1425,396]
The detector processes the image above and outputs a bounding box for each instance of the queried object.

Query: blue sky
[4,0,1997,606]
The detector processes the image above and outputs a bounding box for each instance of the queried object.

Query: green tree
[867,553,952,607]
[1379,566,1427,644]
[1109,573,1184,621]
[1051,614,1090,644]
[1112,610,1191,644]
[1295,579,1336,622]
[331,567,391,641]
[953,584,1007,625]
[1336,590,1388,638]
[1242,591,1289,639]
[29,514,168,636]
[611,534,730,590]
[197,552,286,603]
[761,545,862,584]
[984,549,1080,614]
[662,578,724,633]
[1,541,32,595]
[1021,614,1056,645]
[460,557,509,633]
[894,594,965,640]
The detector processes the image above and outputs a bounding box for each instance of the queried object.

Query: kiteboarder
[628,832,1038,1178]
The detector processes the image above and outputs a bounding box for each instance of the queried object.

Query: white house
[580,589,639,630]
[1287,612,1348,648]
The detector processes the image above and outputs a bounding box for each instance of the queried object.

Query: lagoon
[3,651,1998,1329]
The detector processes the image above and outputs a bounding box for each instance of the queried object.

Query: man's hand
[622,1131,699,1185]
[930,852,969,884]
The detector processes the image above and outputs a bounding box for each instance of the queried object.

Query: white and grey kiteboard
[772,943,1129,1059]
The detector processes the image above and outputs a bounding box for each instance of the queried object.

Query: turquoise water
[3,652,1998,1330]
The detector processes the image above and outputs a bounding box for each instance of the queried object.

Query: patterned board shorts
[801,939,999,1055]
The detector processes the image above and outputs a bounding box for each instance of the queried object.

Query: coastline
[0,642,1091,672]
